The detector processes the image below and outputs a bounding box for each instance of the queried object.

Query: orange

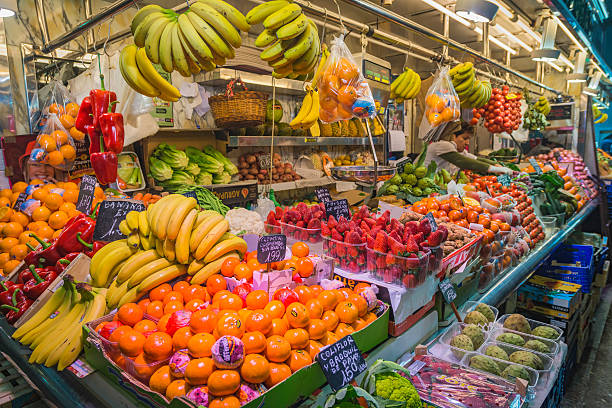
[293,285,313,304]
[242,331,267,354]
[59,115,75,130]
[352,317,369,331]
[43,193,63,211]
[172,281,190,297]
[133,319,157,335]
[244,310,272,334]
[264,300,285,319]
[185,357,215,385]
[265,335,291,362]
[287,349,312,373]
[3,260,20,275]
[336,288,353,301]
[117,303,144,326]
[149,365,172,395]
[48,211,69,229]
[149,283,172,302]
[63,181,78,190]
[334,322,354,338]
[307,340,324,360]
[137,298,151,312]
[145,300,164,319]
[209,396,241,408]
[208,370,240,397]
[143,332,173,360]
[119,330,146,357]
[52,229,62,239]
[307,319,327,340]
[221,257,240,277]
[206,274,227,296]
[364,312,377,325]
[0,197,9,207]
[3,222,23,238]
[285,303,310,328]
[9,194,19,207]
[31,206,51,222]
[12,182,28,194]
[59,144,76,162]
[46,150,64,166]
[269,318,289,337]
[9,212,29,227]
[70,127,85,141]
[305,298,323,319]
[233,264,252,280]
[240,354,270,383]
[164,300,183,315]
[65,102,79,117]
[284,328,309,349]
[337,85,358,108]
[187,333,216,358]
[132,353,158,379]
[245,290,268,310]
[0,252,9,268]
[0,189,12,198]
[49,103,64,115]
[108,325,132,344]
[185,299,206,312]
[347,294,368,317]
[318,290,338,311]
[9,244,28,261]
[265,363,291,388]
[59,201,76,215]
[216,314,245,338]
[322,310,340,331]
[165,379,189,399]
[321,331,339,346]
[212,290,231,305]
[0,237,18,252]
[246,258,262,271]
[336,58,359,84]
[190,308,218,334]
[184,284,208,303]
[218,294,243,311]
[163,290,183,305]
[335,301,359,324]
[52,129,69,145]
[309,285,323,298]
[291,242,309,257]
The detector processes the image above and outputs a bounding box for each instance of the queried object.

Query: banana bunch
[90,239,137,288]
[534,96,551,116]
[130,0,250,78]
[247,1,321,78]
[594,105,602,119]
[593,105,608,123]
[12,278,106,370]
[390,68,421,102]
[449,62,490,108]
[118,209,153,251]
[595,113,608,124]
[289,86,320,130]
[120,45,181,102]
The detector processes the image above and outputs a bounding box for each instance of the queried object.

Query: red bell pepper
[75,96,93,133]
[23,265,57,300]
[91,151,117,185]
[28,234,62,266]
[17,267,34,285]
[83,241,106,258]
[55,213,96,254]
[90,88,117,129]
[100,99,124,155]
[55,252,80,273]
[87,125,101,155]
[2,295,33,323]
[0,283,24,306]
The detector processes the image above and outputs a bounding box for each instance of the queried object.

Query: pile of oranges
[34,103,82,169]
[220,242,315,282]
[424,92,460,126]
[0,179,105,276]
[96,275,380,405]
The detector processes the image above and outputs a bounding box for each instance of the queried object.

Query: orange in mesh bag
[316,35,376,123]
[30,113,76,170]
[418,66,461,142]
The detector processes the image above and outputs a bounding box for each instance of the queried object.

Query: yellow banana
[276,13,308,40]
[106,280,129,310]
[138,264,187,293]
[170,23,190,77]
[92,243,136,288]
[194,210,219,229]
[155,194,185,240]
[203,236,247,263]
[119,220,132,236]
[90,240,130,282]
[135,47,181,100]
[119,45,160,98]
[163,239,176,262]
[185,11,233,59]
[255,29,277,48]
[190,2,241,48]
[126,211,140,230]
[19,290,75,346]
[144,14,171,64]
[198,0,251,32]
[189,213,225,252]
[311,44,328,88]
[131,4,164,35]
[155,238,164,257]
[128,257,175,288]
[138,211,150,236]
[263,4,302,30]
[140,232,151,250]
[134,11,167,47]
[13,285,67,337]
[117,286,144,309]
[194,219,229,260]
[177,13,214,64]
[116,249,160,284]
[188,258,206,275]
[284,23,313,61]
[166,196,198,240]
[159,21,176,73]
[301,89,320,126]
[289,91,313,129]
[191,252,240,284]
[175,208,197,264]
[246,0,289,25]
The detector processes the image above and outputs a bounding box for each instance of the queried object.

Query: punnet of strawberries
[265,202,324,243]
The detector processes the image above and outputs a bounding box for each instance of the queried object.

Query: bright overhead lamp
[455,0,499,22]
[583,71,602,96]
[532,18,561,61]
[0,0,16,17]
[567,51,588,82]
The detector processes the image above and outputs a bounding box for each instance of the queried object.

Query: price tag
[316,335,367,391]
[304,137,317,143]
[257,234,287,264]
[75,175,97,213]
[12,192,26,210]
[438,278,457,304]
[258,153,271,169]
[393,156,412,174]
[529,158,542,175]
[314,187,332,203]
[498,174,511,186]
[424,212,438,232]
[325,199,350,220]
[93,198,146,242]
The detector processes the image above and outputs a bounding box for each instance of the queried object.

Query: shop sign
[257,234,286,264]
[316,335,367,391]
[68,137,94,179]
[209,182,257,207]
[76,175,97,213]
[93,198,146,242]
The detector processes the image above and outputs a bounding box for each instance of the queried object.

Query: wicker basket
[208,78,268,128]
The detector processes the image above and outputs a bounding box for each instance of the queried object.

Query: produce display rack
[227,136,383,147]
[195,68,307,96]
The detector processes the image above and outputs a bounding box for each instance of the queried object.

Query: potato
[273,158,281,167]
[273,153,281,161]
[248,167,259,175]
[245,174,256,180]
[260,169,268,176]
[246,155,257,164]
[257,173,265,181]
[238,161,249,170]
[239,169,249,177]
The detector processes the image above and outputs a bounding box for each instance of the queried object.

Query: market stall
[0,0,609,407]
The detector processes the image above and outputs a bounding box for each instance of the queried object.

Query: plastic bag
[317,35,376,123]
[418,66,460,142]
[30,113,76,171]
[35,80,80,135]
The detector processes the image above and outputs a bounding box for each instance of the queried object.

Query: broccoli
[374,372,421,407]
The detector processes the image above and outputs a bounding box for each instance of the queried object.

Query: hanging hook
[132,0,140,10]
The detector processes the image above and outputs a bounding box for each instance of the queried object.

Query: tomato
[470,118,478,125]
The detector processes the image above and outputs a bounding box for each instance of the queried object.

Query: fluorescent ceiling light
[455,0,499,23]
[0,0,16,17]
[493,24,533,52]
[532,18,560,61]
[473,26,517,54]
[421,0,471,26]
[567,51,587,82]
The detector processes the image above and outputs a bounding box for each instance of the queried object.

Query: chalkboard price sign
[93,199,146,242]
[314,187,332,203]
[498,174,511,186]
[12,192,26,210]
[424,212,438,232]
[316,335,367,391]
[325,199,350,220]
[529,158,542,175]
[257,234,287,264]
[76,175,97,213]
[258,154,271,169]
[438,278,457,304]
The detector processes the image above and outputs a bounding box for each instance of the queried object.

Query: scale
[352,52,392,115]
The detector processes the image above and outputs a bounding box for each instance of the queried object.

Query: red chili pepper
[55,213,96,255]
[100,110,124,154]
[55,252,80,273]
[90,88,117,129]
[86,125,101,155]
[28,234,63,266]
[23,265,58,300]
[74,96,93,133]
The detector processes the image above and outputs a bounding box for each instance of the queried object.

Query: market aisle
[561,285,612,407]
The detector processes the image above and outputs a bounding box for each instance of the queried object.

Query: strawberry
[437,225,448,241]
[275,206,284,219]
[321,223,331,237]
[387,235,406,255]
[427,230,444,247]
[337,217,349,234]
[357,205,369,220]
[266,212,276,225]
[405,236,419,254]
[375,255,387,269]
[412,232,424,244]
[331,229,343,242]
[366,234,375,249]
[347,261,359,273]
[296,221,305,228]
[418,218,431,236]
[381,210,391,223]
[402,228,412,244]
[360,221,370,234]
[364,217,376,227]
[370,225,382,237]
[347,231,362,244]
[385,223,393,233]
[390,218,401,233]
[389,230,402,243]
[319,202,326,212]
[307,218,321,229]
[405,221,419,235]
[303,209,312,224]
[357,253,366,266]
[419,241,430,250]
[337,243,347,258]
[312,210,324,219]
[328,215,338,229]
[354,226,364,237]
[373,231,388,253]
[385,252,396,266]
[348,220,357,231]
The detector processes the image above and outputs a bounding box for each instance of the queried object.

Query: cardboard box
[517,275,582,320]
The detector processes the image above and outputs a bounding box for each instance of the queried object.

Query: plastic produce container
[322,235,366,274]
[459,351,540,387]
[478,340,554,371]
[488,328,560,356]
[496,314,563,342]
[366,247,429,288]
[459,301,499,330]
[280,222,322,254]
[263,223,282,234]
[124,355,170,383]
[427,245,443,275]
[539,216,557,235]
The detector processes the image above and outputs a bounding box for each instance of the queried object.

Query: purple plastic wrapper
[186,385,209,405]
[169,349,191,377]
[211,335,244,369]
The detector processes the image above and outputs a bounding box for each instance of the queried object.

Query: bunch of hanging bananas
[289,86,320,130]
[534,96,551,116]
[130,0,249,77]
[449,62,491,108]
[390,68,421,102]
[248,1,321,78]
[12,278,106,371]
[593,105,608,123]
[120,45,181,102]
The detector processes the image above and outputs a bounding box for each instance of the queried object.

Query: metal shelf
[228,136,383,147]
[257,176,335,193]
[194,68,307,96]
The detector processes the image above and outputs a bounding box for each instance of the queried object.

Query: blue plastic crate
[539,244,594,293]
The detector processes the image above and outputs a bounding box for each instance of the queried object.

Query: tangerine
[317,290,338,311]
[240,354,270,383]
[216,314,244,338]
[117,303,144,326]
[212,290,231,305]
[263,300,285,319]
[163,290,183,305]
[164,300,183,315]
[334,322,355,338]
[347,294,368,317]
[309,285,323,298]
[209,396,240,408]
[321,331,340,346]
[296,258,314,278]
[165,379,189,399]
[269,318,289,337]
[185,299,206,312]
[9,212,29,228]
[157,314,172,332]
[307,340,323,360]
[284,328,309,349]
[322,310,340,331]
[146,300,164,319]
[245,290,268,310]
[187,333,216,358]
[291,242,309,257]
[285,302,310,328]
[207,370,241,396]
[287,349,312,373]
[307,319,327,340]
[183,284,208,302]
[108,325,132,344]
[132,353,158,379]
[184,357,215,385]
[133,319,157,335]
[69,126,85,141]
[242,331,266,354]
[190,308,218,333]
[336,287,353,301]
[233,264,252,280]
[221,257,240,277]
[218,294,243,311]
[305,298,323,319]
[119,330,146,357]
[143,332,173,360]
[206,274,227,296]
[245,310,272,334]
[265,363,291,388]
[172,326,193,350]
[265,335,291,362]
[11,182,27,193]
[48,211,69,229]
[149,365,172,394]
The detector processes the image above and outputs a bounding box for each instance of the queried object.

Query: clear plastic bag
[317,35,376,123]
[35,80,79,134]
[30,113,76,171]
[418,66,461,141]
